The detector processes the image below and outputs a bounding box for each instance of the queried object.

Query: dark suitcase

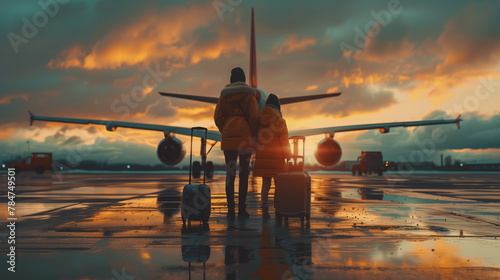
[275,136,311,223]
[181,127,211,225]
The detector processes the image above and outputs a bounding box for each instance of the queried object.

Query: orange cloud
[353,22,416,64]
[0,94,28,104]
[47,45,86,69]
[47,3,246,70]
[276,33,316,54]
[327,86,339,93]
[0,126,18,140]
[112,74,142,88]
[340,68,366,88]
[305,85,318,91]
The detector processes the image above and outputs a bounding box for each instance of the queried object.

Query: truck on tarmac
[352,151,384,176]
[12,152,52,174]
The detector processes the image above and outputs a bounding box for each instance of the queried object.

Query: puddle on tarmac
[2,202,88,221]
[340,188,476,204]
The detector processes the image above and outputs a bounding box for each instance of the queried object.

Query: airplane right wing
[289,115,463,137]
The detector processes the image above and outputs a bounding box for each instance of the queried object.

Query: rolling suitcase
[181,127,211,225]
[275,136,311,223]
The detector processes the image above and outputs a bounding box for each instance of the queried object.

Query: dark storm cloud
[318,87,396,117]
[87,126,97,134]
[144,98,178,118]
[411,111,500,150]
[61,135,84,146]
[350,111,500,162]
[0,136,159,166]
[432,1,500,76]
[43,128,85,146]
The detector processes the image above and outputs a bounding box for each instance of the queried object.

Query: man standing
[214,67,259,218]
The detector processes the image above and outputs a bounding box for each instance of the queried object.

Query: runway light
[1,164,5,168]
[127,165,131,169]
[460,163,463,167]
[60,167,63,170]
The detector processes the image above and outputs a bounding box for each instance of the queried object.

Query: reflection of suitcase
[181,127,211,225]
[182,245,210,280]
[182,245,211,263]
[275,136,311,223]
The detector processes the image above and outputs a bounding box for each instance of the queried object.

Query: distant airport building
[341,160,435,171]
[396,161,435,171]
[461,162,500,171]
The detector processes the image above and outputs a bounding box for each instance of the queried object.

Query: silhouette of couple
[214,67,290,219]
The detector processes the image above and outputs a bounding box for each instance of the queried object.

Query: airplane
[30,8,462,178]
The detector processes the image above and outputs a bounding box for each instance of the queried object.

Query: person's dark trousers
[224,150,252,216]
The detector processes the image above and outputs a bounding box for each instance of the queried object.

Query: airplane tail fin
[249,8,257,88]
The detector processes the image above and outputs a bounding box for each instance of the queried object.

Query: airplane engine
[314,138,342,166]
[156,136,186,166]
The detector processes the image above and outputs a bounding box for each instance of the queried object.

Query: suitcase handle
[287,136,305,172]
[189,127,208,185]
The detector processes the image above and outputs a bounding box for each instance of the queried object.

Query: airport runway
[1,171,500,279]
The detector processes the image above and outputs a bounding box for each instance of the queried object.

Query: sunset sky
[1,0,500,167]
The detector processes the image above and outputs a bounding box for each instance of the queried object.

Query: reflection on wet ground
[1,172,500,279]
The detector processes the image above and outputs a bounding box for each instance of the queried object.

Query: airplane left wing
[29,111,222,141]
[289,115,462,137]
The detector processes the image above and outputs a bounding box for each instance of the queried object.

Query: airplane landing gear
[192,137,217,179]
[192,160,214,179]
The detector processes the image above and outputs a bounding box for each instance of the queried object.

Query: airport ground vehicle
[352,151,384,176]
[12,152,52,174]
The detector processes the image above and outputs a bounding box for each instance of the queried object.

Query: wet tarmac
[1,171,500,279]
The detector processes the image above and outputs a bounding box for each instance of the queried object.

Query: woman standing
[252,94,291,218]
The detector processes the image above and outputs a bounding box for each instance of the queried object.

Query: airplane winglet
[29,111,35,126]
[456,114,462,129]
